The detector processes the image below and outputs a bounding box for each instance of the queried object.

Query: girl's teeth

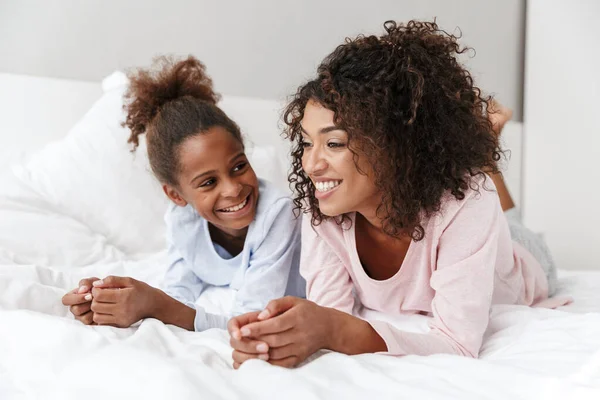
[222,197,247,212]
[315,180,341,192]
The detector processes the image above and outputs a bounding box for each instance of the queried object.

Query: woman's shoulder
[428,174,501,230]
[301,212,350,246]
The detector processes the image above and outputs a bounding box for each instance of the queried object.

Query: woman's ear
[163,184,188,207]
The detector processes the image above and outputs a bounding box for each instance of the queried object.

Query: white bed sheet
[1,256,599,400]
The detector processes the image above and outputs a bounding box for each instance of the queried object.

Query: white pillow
[11,72,168,258]
[5,71,290,266]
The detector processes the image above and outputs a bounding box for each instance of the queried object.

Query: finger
[227,311,261,340]
[268,356,299,368]
[77,277,100,293]
[70,302,91,316]
[230,336,269,354]
[91,287,120,303]
[75,310,95,325]
[92,276,133,289]
[233,362,241,370]
[62,292,93,306]
[232,350,268,365]
[257,296,300,321]
[92,312,116,326]
[268,344,298,361]
[241,313,296,338]
[255,331,295,349]
[90,300,116,314]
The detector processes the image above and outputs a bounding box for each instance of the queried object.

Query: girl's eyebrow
[190,169,216,185]
[228,152,246,163]
[189,152,246,185]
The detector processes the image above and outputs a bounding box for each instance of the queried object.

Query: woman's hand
[62,277,100,325]
[228,311,271,369]
[90,276,160,328]
[229,297,335,368]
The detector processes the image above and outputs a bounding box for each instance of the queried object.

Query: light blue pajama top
[161,179,305,331]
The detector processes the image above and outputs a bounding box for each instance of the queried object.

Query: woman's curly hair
[283,20,501,241]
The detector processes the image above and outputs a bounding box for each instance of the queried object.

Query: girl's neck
[208,224,248,257]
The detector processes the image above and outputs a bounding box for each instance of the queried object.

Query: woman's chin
[318,204,346,218]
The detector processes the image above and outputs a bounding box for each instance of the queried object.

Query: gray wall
[0,0,525,119]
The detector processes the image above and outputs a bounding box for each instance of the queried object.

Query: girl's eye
[327,142,346,148]
[233,162,248,172]
[300,141,312,149]
[199,178,215,188]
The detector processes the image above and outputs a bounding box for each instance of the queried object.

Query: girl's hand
[90,276,159,328]
[234,297,334,368]
[62,277,100,325]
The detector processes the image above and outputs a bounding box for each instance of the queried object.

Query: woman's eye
[300,141,312,149]
[233,162,248,172]
[199,178,215,188]
[327,142,346,148]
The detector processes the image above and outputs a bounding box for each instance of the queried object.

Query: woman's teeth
[314,180,341,192]
[221,197,248,212]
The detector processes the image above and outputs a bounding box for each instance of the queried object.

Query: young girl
[228,20,568,368]
[61,56,304,332]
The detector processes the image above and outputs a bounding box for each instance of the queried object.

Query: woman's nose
[302,147,328,175]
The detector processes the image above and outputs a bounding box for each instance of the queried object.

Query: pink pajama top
[301,182,568,357]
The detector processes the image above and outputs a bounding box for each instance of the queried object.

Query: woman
[228,20,567,368]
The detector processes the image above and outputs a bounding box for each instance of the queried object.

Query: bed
[1,72,599,400]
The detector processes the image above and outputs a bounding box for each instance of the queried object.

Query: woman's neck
[355,204,410,241]
[355,198,385,232]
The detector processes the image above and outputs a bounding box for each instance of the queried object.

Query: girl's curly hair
[122,55,242,187]
[283,20,501,240]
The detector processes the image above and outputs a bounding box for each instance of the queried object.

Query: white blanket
[1,256,600,400]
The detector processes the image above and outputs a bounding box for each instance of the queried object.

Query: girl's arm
[89,275,196,330]
[230,199,305,316]
[160,250,229,330]
[89,246,228,330]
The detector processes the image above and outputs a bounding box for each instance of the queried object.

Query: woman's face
[300,100,381,218]
[164,126,259,238]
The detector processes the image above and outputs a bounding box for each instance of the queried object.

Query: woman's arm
[230,297,386,367]
[228,216,357,367]
[235,185,503,365]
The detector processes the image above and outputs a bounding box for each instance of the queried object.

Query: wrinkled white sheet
[1,256,599,400]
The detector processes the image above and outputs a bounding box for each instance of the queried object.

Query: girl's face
[300,100,381,219]
[164,127,259,237]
